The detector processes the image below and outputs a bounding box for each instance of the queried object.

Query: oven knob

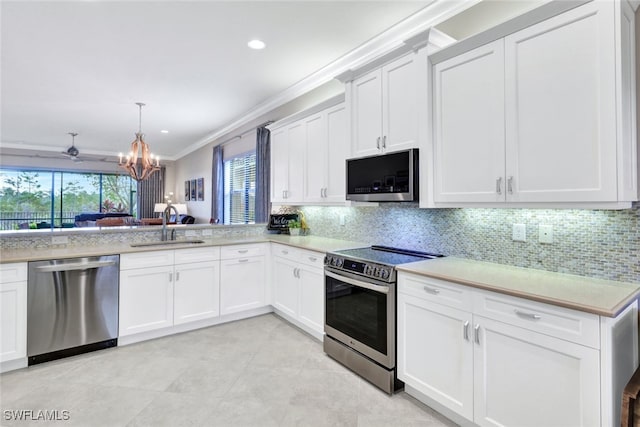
[373,267,379,277]
[336,258,343,267]
[380,269,389,279]
[364,265,371,276]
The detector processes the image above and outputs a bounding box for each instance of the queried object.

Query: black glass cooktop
[332,245,443,266]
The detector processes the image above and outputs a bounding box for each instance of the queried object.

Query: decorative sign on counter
[268,214,299,231]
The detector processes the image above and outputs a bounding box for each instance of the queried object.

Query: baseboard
[271,309,324,342]
[1,357,28,373]
[404,384,475,427]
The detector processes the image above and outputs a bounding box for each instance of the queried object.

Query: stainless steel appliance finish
[27,255,119,365]
[346,148,419,202]
[324,246,442,394]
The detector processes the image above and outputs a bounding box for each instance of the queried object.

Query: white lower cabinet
[473,315,599,427]
[0,263,27,368]
[271,243,324,339]
[220,256,266,315]
[174,260,220,324]
[119,247,221,337]
[120,264,174,336]
[398,272,629,427]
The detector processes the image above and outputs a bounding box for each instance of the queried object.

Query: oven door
[324,268,395,368]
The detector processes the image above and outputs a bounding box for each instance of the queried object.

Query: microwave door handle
[325,270,389,294]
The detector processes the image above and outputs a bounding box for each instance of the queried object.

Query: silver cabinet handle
[169,273,173,282]
[281,250,288,255]
[514,309,541,320]
[176,272,180,281]
[423,286,440,295]
[463,321,470,341]
[496,177,503,195]
[308,256,317,262]
[507,176,514,194]
[382,135,386,149]
[376,137,381,149]
[238,249,248,254]
[238,258,249,263]
[474,324,481,344]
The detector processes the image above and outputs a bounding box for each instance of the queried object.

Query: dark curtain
[255,126,270,223]
[211,144,224,223]
[136,166,165,219]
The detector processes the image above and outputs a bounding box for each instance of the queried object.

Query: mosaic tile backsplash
[294,204,640,284]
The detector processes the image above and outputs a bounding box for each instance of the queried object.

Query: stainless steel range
[324,245,443,394]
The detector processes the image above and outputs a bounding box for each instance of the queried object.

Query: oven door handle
[325,270,389,294]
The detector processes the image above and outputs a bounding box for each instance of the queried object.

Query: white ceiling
[1,0,435,162]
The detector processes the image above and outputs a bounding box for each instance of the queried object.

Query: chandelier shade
[119,103,160,181]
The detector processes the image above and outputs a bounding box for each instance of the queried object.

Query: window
[0,169,135,230]
[223,152,256,224]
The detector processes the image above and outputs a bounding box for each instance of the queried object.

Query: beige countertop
[397,257,640,317]
[0,235,366,263]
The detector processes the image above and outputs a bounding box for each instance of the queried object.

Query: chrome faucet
[161,204,179,241]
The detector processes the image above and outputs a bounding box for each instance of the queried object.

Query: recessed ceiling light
[248,39,266,50]
[160,130,169,134]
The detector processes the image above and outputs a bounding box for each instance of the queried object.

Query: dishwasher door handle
[36,260,117,272]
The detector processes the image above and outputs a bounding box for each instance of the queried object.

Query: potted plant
[288,219,302,236]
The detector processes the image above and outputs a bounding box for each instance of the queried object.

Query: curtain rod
[219,120,273,147]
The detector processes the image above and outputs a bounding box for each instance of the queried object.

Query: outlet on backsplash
[512,224,526,242]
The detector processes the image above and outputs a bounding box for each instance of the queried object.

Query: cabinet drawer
[120,250,174,270]
[174,246,220,264]
[473,290,600,348]
[398,273,473,312]
[0,263,27,283]
[220,244,265,260]
[271,243,300,261]
[297,249,324,268]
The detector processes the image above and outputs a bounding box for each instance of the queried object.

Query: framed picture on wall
[190,179,197,201]
[196,178,204,201]
[184,181,190,201]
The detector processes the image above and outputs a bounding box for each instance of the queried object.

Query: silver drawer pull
[308,256,317,262]
[281,250,288,255]
[423,286,440,295]
[238,249,248,254]
[238,259,249,263]
[514,309,541,320]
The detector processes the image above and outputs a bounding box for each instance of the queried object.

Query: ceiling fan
[61,132,84,163]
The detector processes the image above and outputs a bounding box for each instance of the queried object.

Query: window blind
[223,152,256,225]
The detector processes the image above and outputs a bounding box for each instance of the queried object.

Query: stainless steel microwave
[346,149,418,202]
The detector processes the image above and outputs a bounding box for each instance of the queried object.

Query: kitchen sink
[130,239,205,247]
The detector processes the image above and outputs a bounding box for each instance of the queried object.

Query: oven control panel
[325,255,394,282]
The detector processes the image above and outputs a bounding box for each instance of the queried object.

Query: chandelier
[118,102,160,181]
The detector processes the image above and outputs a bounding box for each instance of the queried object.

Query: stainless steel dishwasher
[27,255,119,365]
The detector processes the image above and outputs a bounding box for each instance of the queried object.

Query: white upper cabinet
[433,40,505,203]
[352,53,419,157]
[430,1,638,208]
[270,99,348,205]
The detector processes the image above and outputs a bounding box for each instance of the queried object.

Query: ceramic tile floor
[0,314,458,427]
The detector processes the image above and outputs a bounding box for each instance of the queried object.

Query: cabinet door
[397,292,474,421]
[272,256,299,318]
[473,316,600,427]
[382,54,419,153]
[325,103,348,203]
[174,261,219,325]
[304,112,328,202]
[119,266,174,336]
[219,256,266,315]
[286,121,306,203]
[298,265,324,335]
[433,40,506,203]
[270,127,288,203]
[352,69,383,157]
[0,281,27,363]
[504,1,617,202]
